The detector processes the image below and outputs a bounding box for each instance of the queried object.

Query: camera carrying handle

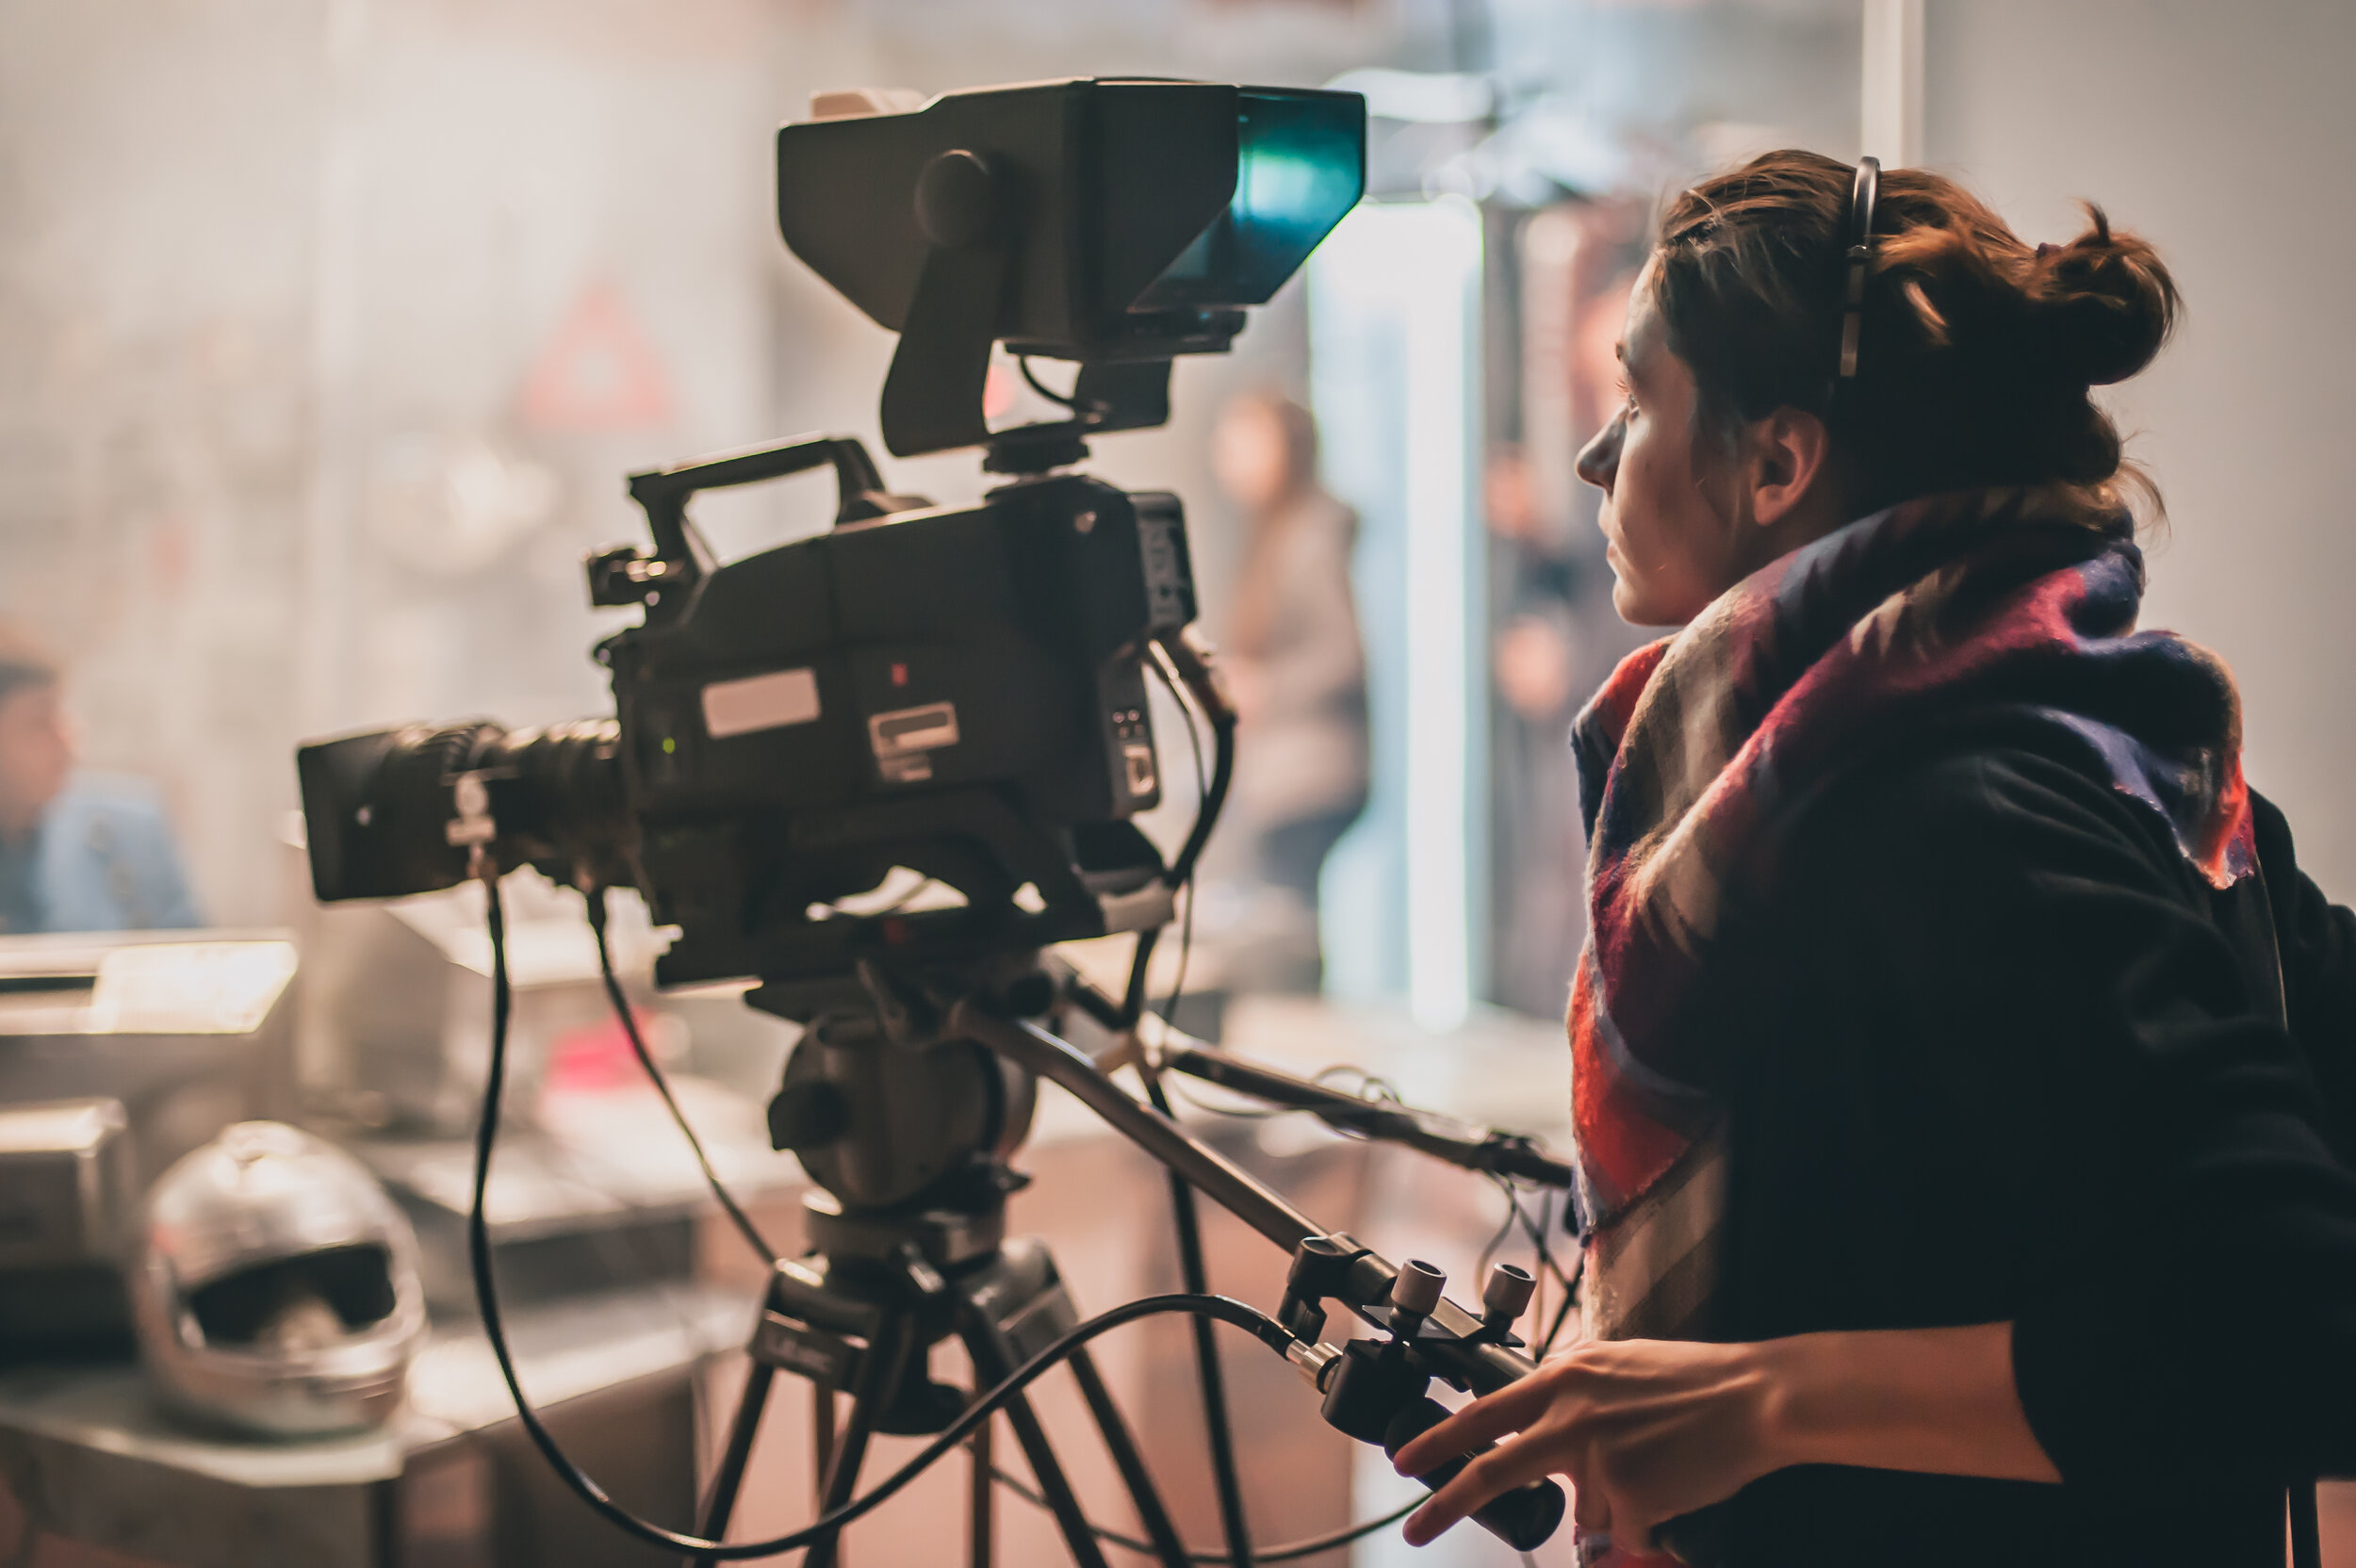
[599,433,924,614]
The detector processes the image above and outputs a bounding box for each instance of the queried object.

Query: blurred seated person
[0,624,200,934]
[1212,389,1368,990]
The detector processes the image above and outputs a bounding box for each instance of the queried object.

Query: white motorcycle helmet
[135,1121,426,1436]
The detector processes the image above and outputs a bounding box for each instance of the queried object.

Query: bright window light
[1308,197,1485,1032]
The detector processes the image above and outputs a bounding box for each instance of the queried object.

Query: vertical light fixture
[1308,196,1485,1031]
[1861,0,1925,167]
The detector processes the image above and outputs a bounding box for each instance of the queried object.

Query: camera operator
[1393,153,2356,1565]
[0,622,201,933]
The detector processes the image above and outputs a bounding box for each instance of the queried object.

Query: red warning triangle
[518,282,674,431]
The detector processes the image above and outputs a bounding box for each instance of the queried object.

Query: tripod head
[755,948,1046,1232]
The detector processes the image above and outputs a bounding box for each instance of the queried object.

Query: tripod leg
[969,1413,994,1568]
[689,1357,777,1568]
[805,1387,879,1568]
[807,1326,915,1568]
[960,1321,1114,1568]
[1140,1069,1255,1568]
[813,1385,837,1515]
[1066,1348,1189,1568]
[2291,1478,2322,1568]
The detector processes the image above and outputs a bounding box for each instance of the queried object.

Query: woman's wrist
[1741,1324,2060,1485]
[1746,1331,1840,1474]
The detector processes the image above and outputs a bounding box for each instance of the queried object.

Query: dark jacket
[1696,722,2356,1566]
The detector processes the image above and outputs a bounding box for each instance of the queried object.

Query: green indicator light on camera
[661,736,677,755]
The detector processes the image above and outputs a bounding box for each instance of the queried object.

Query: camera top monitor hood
[777,78,1366,462]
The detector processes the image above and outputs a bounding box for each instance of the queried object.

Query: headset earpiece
[1832,155,1880,404]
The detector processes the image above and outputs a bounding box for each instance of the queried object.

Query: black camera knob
[767,1081,851,1153]
[915,150,996,250]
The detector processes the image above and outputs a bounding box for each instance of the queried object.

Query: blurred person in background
[1485,442,1600,1016]
[1211,388,1368,992]
[0,623,200,934]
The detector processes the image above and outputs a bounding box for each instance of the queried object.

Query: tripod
[667,951,1580,1566]
[692,1189,1187,1568]
[691,992,1196,1568]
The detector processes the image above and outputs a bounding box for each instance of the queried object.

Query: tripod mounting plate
[798,1182,1016,1271]
[751,1234,1079,1439]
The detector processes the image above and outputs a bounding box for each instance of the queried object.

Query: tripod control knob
[1482,1264,1536,1326]
[767,1081,851,1153]
[1392,1259,1445,1319]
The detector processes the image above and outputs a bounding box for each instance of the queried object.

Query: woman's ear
[1744,407,1835,530]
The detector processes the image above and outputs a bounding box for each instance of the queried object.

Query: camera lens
[297,719,630,902]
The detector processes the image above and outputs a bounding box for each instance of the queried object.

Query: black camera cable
[1019,355,1081,409]
[582,887,780,1268]
[1133,650,1257,1568]
[1156,652,1208,1035]
[1472,1179,1526,1288]
[581,888,790,1525]
[469,872,1312,1560]
[1129,1066,1255,1568]
[1520,1187,1582,1358]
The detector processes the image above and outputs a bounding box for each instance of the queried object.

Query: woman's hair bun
[2026,204,2180,387]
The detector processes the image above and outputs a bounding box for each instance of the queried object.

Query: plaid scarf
[1567,486,2252,1365]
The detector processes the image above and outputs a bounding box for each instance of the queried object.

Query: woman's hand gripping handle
[1390,1324,2057,1555]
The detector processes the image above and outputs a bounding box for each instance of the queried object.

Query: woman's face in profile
[1575,258,1748,627]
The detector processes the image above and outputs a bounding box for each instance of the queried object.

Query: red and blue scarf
[1567,485,2252,1360]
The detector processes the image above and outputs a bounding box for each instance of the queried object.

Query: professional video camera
[296,78,1575,1566]
[300,77,1365,1000]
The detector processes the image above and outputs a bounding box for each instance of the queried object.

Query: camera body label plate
[869,700,961,783]
[703,667,823,739]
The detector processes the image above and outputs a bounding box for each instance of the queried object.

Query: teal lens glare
[1138,89,1366,308]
